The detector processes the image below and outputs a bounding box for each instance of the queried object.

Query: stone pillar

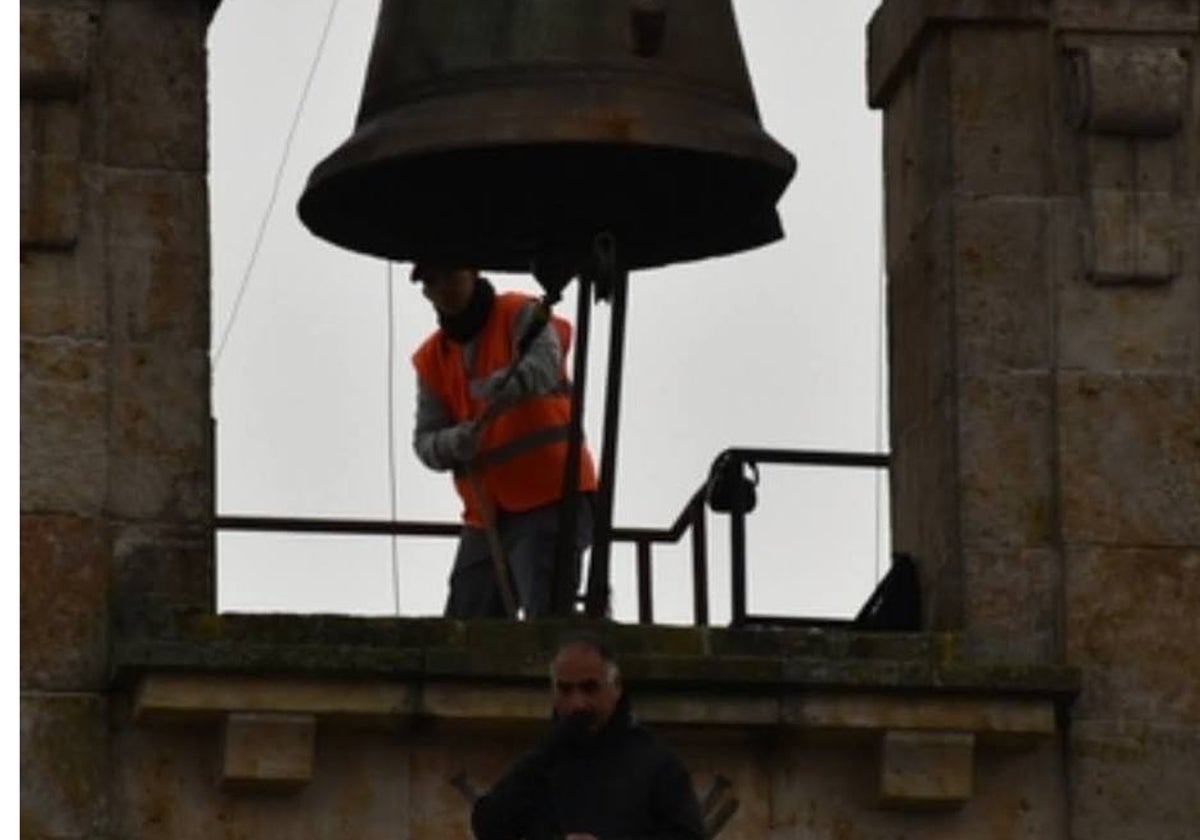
[869,0,1199,837]
[20,1,216,837]
[868,0,1061,661]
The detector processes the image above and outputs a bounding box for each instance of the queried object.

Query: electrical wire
[212,0,343,368]
[386,262,401,616]
[873,183,887,583]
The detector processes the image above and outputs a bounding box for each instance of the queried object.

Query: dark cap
[410,261,477,284]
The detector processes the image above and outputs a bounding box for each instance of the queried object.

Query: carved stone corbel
[1064,44,1189,284]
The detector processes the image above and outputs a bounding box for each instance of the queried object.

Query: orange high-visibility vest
[412,292,597,526]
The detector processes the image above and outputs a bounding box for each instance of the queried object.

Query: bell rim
[297,83,796,270]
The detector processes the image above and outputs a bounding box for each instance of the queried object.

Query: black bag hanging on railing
[705,452,759,514]
[854,552,922,632]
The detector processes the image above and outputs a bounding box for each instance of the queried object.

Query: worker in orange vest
[411,264,598,619]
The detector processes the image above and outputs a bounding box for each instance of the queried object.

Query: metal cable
[212,0,343,368]
[873,184,886,583]
[386,262,401,616]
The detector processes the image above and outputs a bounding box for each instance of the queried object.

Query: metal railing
[216,447,888,626]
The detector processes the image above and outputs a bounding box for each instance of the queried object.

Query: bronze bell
[298,0,796,272]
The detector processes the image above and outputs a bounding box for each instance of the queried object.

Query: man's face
[551,644,622,735]
[418,266,477,316]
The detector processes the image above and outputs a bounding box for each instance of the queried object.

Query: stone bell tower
[19,1,1199,839]
[869,0,1199,833]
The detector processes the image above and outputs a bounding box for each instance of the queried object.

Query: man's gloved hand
[469,366,522,408]
[441,420,479,465]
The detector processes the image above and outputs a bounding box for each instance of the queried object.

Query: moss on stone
[111,612,1079,703]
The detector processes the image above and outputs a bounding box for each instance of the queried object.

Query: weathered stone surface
[782,693,1055,741]
[21,515,109,691]
[962,547,1059,664]
[948,26,1050,196]
[20,336,108,514]
[110,242,209,347]
[867,0,1049,108]
[21,248,106,338]
[677,738,771,840]
[113,700,412,840]
[108,342,211,521]
[422,682,548,722]
[953,199,1051,372]
[408,735,500,840]
[1055,198,1200,372]
[21,98,83,158]
[1077,135,1171,192]
[20,5,97,100]
[135,675,416,725]
[889,199,954,431]
[958,374,1055,546]
[1056,0,1200,32]
[21,141,106,338]
[891,417,961,630]
[1085,189,1180,283]
[178,612,465,651]
[636,693,780,727]
[882,34,952,264]
[1066,45,1189,137]
[890,401,960,629]
[20,693,109,837]
[221,712,315,792]
[1058,374,1200,546]
[1066,547,1200,723]
[1069,721,1200,840]
[117,620,1075,836]
[889,201,960,631]
[21,101,85,249]
[879,730,974,808]
[113,524,212,628]
[22,151,82,248]
[769,735,1065,839]
[98,0,206,170]
[103,168,208,255]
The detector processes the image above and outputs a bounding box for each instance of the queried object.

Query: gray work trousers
[444,496,594,620]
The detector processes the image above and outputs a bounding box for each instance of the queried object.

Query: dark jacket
[472,695,705,840]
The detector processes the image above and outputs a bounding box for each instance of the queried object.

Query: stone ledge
[135,674,416,727]
[868,0,1050,108]
[112,613,1080,698]
[123,616,1077,806]
[134,672,1062,739]
[132,670,1064,807]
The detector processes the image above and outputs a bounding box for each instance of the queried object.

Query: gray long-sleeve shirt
[413,300,565,472]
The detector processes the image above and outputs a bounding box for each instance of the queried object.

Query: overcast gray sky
[207,0,887,624]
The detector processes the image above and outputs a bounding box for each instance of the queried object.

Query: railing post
[690,497,709,627]
[636,541,654,625]
[552,270,592,617]
[730,506,747,627]
[585,239,629,619]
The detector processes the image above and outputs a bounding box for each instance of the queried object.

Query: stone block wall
[20,1,215,837]
[110,616,1077,840]
[869,0,1200,837]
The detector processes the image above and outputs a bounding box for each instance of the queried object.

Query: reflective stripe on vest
[458,423,572,474]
